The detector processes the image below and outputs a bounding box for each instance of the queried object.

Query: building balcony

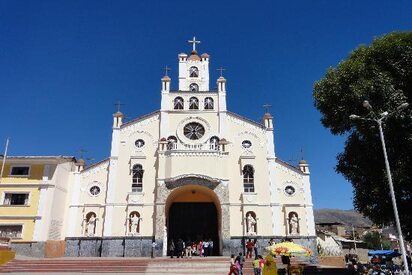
[166,142,221,152]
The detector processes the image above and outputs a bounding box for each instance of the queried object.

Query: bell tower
[178,36,210,91]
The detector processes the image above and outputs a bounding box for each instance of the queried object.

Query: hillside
[314,209,373,227]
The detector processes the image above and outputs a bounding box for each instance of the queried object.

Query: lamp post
[350,100,409,274]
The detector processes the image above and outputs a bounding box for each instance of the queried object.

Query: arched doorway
[165,185,221,256]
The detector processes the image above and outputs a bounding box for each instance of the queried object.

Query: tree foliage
[362,231,391,250]
[313,32,412,240]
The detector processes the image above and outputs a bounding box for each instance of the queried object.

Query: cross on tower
[114,100,124,112]
[217,67,226,77]
[188,36,201,52]
[300,148,305,160]
[78,148,87,159]
[162,66,171,76]
[263,104,272,113]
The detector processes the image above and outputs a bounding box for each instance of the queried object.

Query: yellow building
[0,156,76,256]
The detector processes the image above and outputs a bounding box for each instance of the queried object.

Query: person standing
[168,239,175,258]
[199,240,203,257]
[235,252,245,275]
[176,238,184,258]
[253,239,259,258]
[263,254,278,275]
[209,239,214,256]
[246,239,254,258]
[228,254,238,275]
[203,240,209,257]
[151,241,157,258]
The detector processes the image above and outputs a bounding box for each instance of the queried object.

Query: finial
[78,148,87,159]
[217,67,226,77]
[263,104,272,114]
[188,36,201,52]
[162,66,171,76]
[300,148,304,160]
[114,100,124,113]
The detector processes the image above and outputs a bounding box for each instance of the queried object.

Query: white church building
[64,38,316,257]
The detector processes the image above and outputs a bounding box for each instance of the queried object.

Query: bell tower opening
[165,184,221,256]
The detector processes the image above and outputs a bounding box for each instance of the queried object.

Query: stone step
[0,257,300,275]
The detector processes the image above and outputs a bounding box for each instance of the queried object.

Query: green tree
[313,32,412,240]
[362,231,391,250]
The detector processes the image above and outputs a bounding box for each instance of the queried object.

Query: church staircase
[0,256,348,274]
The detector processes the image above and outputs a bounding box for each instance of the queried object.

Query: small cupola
[76,159,86,172]
[217,76,226,92]
[298,159,310,174]
[113,111,124,128]
[161,75,171,92]
[263,112,273,130]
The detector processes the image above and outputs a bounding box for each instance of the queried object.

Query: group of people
[168,238,214,258]
[344,253,412,275]
[228,252,279,275]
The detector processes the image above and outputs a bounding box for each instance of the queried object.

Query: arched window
[189,97,199,110]
[167,136,178,150]
[174,97,184,110]
[210,136,220,150]
[189,66,199,77]
[204,97,214,110]
[132,164,144,192]
[243,165,255,192]
[129,211,141,235]
[189,83,199,92]
[288,212,299,235]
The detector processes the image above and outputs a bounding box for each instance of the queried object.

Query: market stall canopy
[368,250,401,257]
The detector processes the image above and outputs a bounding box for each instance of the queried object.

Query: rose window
[183,122,205,140]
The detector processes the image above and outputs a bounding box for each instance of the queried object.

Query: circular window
[135,139,145,148]
[183,122,205,140]
[242,140,252,148]
[89,186,101,196]
[284,185,296,196]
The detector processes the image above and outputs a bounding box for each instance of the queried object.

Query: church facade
[65,39,316,257]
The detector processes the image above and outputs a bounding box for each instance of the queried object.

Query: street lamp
[350,100,410,274]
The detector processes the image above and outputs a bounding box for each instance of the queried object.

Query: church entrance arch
[165,185,221,256]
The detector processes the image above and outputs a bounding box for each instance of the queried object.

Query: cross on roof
[114,100,124,112]
[162,66,171,76]
[217,67,226,77]
[78,148,87,159]
[263,104,272,113]
[188,36,201,52]
[300,148,305,160]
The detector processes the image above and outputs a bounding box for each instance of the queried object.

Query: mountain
[314,209,373,227]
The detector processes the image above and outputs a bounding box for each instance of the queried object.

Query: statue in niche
[246,213,257,235]
[86,214,97,237]
[289,213,299,235]
[129,213,140,235]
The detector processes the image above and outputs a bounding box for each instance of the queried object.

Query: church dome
[201,53,209,58]
[263,112,273,119]
[161,75,171,81]
[219,138,229,145]
[113,111,124,118]
[188,50,201,61]
[76,159,86,166]
[299,159,308,165]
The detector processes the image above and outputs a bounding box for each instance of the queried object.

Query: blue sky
[1,0,411,210]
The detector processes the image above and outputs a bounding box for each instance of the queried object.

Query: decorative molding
[176,116,211,145]
[121,113,160,134]
[81,160,109,179]
[227,114,266,135]
[236,131,265,148]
